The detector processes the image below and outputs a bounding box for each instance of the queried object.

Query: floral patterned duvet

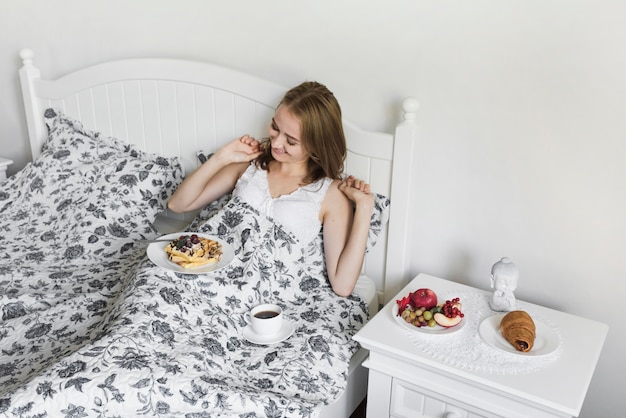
[0,109,369,418]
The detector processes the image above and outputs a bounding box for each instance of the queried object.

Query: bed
[0,48,417,417]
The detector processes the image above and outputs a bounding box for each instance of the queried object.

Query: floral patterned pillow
[2,108,184,255]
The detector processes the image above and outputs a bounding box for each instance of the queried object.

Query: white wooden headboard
[18,48,417,304]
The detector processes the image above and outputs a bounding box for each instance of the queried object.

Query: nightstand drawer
[391,379,490,418]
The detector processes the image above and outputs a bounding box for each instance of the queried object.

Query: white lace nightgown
[233,164,332,245]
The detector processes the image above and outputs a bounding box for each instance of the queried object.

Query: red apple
[434,313,462,328]
[409,288,438,309]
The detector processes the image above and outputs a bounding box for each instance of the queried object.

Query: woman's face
[269,105,309,164]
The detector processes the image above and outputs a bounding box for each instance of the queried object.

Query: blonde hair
[256,81,346,183]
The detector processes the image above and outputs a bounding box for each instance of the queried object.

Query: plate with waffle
[147,232,234,274]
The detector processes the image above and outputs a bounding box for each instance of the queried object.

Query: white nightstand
[0,158,13,181]
[353,274,608,418]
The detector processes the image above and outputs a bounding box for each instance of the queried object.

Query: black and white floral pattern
[0,110,383,417]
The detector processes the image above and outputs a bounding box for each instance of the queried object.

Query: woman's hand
[338,175,375,211]
[168,135,262,213]
[214,134,263,165]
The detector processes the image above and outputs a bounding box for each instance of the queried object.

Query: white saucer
[243,320,295,345]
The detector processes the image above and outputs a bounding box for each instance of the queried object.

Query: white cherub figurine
[489,257,519,312]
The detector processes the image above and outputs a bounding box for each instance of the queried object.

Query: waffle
[164,234,222,269]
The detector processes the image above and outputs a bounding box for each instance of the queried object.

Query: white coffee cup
[245,304,283,336]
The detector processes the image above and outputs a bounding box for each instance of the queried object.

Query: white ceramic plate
[392,303,465,335]
[243,320,295,345]
[478,313,560,356]
[147,232,234,274]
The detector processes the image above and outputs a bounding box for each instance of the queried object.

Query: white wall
[1,1,624,416]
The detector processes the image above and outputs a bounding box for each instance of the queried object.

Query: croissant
[500,310,536,352]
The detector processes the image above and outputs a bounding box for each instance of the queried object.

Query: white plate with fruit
[392,288,466,334]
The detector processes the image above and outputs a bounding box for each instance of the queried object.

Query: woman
[168,81,374,297]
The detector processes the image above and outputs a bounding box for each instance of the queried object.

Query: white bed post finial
[20,48,35,66]
[384,97,420,304]
[402,97,420,121]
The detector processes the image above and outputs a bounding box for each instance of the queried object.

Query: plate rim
[146,232,234,274]
[478,313,560,356]
[391,302,465,335]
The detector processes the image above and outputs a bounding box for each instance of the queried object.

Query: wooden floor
[349,398,366,418]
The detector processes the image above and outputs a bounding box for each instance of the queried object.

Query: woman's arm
[321,176,375,297]
[168,135,262,213]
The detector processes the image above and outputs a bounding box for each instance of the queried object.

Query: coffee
[254,310,279,319]
[246,303,283,336]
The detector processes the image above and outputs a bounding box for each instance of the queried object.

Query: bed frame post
[18,49,45,161]
[383,97,419,304]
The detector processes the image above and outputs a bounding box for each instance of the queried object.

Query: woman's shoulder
[321,179,351,211]
[314,177,339,197]
[238,161,262,178]
[326,178,342,191]
[232,162,263,194]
